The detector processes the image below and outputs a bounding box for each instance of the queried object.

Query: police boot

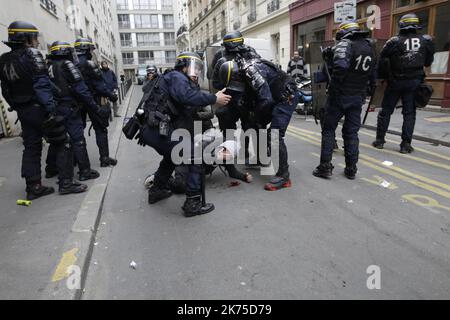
[59,180,88,195]
[79,169,100,181]
[148,185,172,204]
[372,139,385,149]
[182,195,215,218]
[344,164,358,180]
[100,156,118,167]
[400,141,414,154]
[313,162,334,179]
[45,168,58,179]
[26,183,55,201]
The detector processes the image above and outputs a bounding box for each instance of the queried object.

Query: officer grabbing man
[372,13,435,154]
[0,21,87,200]
[45,41,103,182]
[313,21,376,180]
[74,38,119,167]
[137,52,231,217]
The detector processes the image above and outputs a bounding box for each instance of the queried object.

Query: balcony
[123,58,135,65]
[121,40,132,47]
[116,4,128,10]
[247,11,257,24]
[267,0,280,14]
[119,21,130,29]
[233,21,241,30]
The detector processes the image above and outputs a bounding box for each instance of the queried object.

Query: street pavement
[81,89,450,299]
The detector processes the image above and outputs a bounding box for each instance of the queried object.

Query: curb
[361,124,450,148]
[42,86,135,300]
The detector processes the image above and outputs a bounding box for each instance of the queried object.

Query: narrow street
[81,88,450,299]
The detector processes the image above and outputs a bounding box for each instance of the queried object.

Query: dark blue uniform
[320,36,376,167]
[0,47,73,188]
[46,57,101,177]
[77,54,115,162]
[140,70,217,196]
[375,32,435,147]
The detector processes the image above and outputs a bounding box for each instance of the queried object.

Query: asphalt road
[82,89,450,299]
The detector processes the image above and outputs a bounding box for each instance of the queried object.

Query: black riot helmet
[222,31,244,52]
[146,65,158,75]
[398,13,422,31]
[74,37,96,58]
[336,20,368,40]
[219,60,246,92]
[4,21,39,47]
[175,51,204,80]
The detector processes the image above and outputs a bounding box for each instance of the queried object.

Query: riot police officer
[313,21,376,180]
[45,41,102,182]
[142,65,158,94]
[138,52,231,217]
[74,38,119,167]
[372,13,435,153]
[233,53,299,190]
[0,21,87,199]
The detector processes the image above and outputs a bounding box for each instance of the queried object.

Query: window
[120,33,132,47]
[40,0,57,16]
[395,0,426,8]
[133,0,157,10]
[117,0,128,10]
[161,0,173,10]
[122,52,134,65]
[164,33,175,46]
[431,3,450,74]
[135,14,159,28]
[118,14,130,29]
[137,33,160,46]
[165,51,176,64]
[138,51,154,64]
[162,15,174,29]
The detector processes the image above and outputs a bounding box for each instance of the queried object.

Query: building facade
[0,0,121,137]
[175,0,190,52]
[115,0,177,80]
[289,0,450,108]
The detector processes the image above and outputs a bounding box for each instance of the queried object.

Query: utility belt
[392,67,423,80]
[146,110,173,137]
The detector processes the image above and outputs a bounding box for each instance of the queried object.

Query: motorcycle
[294,76,313,116]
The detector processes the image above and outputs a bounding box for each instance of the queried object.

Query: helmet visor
[184,56,205,81]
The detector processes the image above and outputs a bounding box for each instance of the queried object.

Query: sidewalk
[362,106,450,147]
[0,87,135,299]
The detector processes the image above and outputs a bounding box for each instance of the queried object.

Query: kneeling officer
[138,52,231,217]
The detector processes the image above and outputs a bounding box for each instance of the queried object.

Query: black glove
[135,132,146,147]
[109,93,119,103]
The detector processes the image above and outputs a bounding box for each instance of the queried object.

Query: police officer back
[138,52,231,217]
[46,41,103,182]
[0,21,87,200]
[74,38,119,167]
[313,21,376,180]
[372,13,435,153]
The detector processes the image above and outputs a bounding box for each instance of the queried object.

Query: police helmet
[74,38,96,54]
[336,20,367,40]
[222,31,244,52]
[49,41,73,57]
[146,65,158,75]
[6,21,39,45]
[175,52,204,79]
[399,13,422,30]
[219,60,245,92]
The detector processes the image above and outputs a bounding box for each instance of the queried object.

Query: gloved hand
[135,132,146,147]
[109,93,119,103]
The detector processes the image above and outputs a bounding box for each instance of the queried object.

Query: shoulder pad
[388,36,400,44]
[25,48,47,74]
[63,60,82,82]
[365,38,376,46]
[87,60,102,79]
[423,34,433,41]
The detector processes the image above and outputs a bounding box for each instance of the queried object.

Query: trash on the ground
[238,266,243,270]
[101,222,107,225]
[229,181,240,187]
[380,180,391,188]
[94,242,98,246]
[17,200,31,207]
[240,282,246,286]
[93,261,98,265]
[130,261,137,269]
[347,200,354,204]
[382,161,393,166]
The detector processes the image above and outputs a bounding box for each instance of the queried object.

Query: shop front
[289,0,450,108]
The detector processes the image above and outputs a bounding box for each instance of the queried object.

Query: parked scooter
[294,76,313,116]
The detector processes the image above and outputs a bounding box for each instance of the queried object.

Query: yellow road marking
[402,194,450,212]
[51,248,79,282]
[288,127,450,192]
[289,125,450,171]
[424,116,450,123]
[286,130,450,199]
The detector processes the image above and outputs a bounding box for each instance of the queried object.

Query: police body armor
[259,59,297,103]
[0,48,46,107]
[49,59,82,101]
[78,59,103,99]
[389,34,431,79]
